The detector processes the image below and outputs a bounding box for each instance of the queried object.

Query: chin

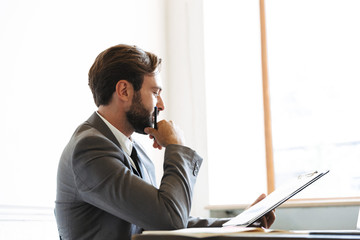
[134,122,152,135]
[135,129,146,135]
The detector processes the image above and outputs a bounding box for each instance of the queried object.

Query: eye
[153,90,160,97]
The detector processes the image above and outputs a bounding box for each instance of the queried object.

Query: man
[55,44,275,240]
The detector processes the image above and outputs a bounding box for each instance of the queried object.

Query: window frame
[260,0,360,203]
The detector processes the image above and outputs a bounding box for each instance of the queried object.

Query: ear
[115,80,133,102]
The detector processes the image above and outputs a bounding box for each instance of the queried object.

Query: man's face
[126,74,164,134]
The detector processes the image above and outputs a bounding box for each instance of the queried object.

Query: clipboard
[223,170,330,227]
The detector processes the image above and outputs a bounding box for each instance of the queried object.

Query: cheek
[142,94,156,110]
[148,93,158,106]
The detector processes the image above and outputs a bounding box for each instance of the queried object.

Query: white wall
[0,0,168,238]
[0,0,167,208]
[164,0,210,218]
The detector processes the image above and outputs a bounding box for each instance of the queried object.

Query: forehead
[142,73,162,90]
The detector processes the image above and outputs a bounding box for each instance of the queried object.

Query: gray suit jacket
[55,112,226,240]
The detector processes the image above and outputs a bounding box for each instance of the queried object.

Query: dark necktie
[130,146,142,178]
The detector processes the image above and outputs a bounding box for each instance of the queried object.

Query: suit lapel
[86,112,156,185]
[85,112,135,171]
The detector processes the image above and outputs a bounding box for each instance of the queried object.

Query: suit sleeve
[72,132,202,230]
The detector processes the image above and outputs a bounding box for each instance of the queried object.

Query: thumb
[250,193,266,207]
[256,193,266,201]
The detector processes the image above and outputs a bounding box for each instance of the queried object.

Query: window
[266,0,360,199]
[204,0,360,205]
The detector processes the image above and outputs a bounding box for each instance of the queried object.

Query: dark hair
[88,44,162,107]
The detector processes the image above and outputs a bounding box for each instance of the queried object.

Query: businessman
[55,44,275,240]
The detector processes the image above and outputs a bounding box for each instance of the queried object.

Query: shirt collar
[96,111,133,156]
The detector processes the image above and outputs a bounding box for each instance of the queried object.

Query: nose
[156,95,165,112]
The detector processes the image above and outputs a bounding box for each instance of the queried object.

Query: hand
[144,120,185,149]
[248,193,276,229]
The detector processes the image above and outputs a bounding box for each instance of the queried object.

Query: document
[223,170,330,227]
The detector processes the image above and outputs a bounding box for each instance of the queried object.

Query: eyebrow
[152,86,162,92]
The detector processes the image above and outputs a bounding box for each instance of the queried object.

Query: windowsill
[205,197,360,210]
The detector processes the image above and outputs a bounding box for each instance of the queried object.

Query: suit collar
[95,111,133,156]
[86,112,144,178]
[86,112,120,148]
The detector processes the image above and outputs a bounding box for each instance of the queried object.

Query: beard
[126,91,154,135]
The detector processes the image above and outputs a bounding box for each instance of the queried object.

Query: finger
[152,140,160,149]
[256,210,276,229]
[145,127,161,142]
[144,127,155,135]
[151,137,163,150]
[266,210,276,227]
[258,215,269,229]
[255,193,266,202]
[250,193,266,207]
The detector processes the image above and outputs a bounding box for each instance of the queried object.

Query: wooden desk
[133,230,360,240]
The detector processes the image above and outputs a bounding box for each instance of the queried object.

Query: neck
[97,105,134,138]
